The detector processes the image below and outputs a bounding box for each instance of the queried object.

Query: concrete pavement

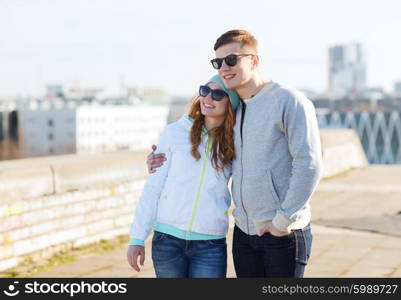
[26,165,401,278]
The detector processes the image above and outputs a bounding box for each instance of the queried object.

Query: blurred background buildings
[1,41,400,164]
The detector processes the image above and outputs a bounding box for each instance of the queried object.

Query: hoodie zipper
[239,101,250,235]
[188,136,211,233]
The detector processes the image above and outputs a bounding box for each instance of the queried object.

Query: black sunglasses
[199,85,228,101]
[210,54,254,70]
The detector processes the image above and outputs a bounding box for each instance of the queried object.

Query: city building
[46,84,64,98]
[0,100,20,160]
[328,43,366,99]
[16,104,169,158]
[394,81,401,94]
[67,86,103,101]
[126,87,169,104]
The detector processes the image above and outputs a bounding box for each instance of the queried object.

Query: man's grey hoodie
[231,80,323,235]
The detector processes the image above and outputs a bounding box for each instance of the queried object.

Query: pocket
[268,231,294,240]
[168,145,196,183]
[207,238,227,246]
[293,228,312,265]
[244,170,279,213]
[152,231,167,243]
[266,169,280,204]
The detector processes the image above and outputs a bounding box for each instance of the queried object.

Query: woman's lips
[203,103,215,109]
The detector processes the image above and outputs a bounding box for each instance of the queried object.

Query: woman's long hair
[187,95,235,172]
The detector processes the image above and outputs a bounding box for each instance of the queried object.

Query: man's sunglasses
[210,54,254,70]
[199,85,228,101]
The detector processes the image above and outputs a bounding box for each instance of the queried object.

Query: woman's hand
[127,245,145,272]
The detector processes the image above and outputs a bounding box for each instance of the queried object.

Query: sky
[1,0,401,98]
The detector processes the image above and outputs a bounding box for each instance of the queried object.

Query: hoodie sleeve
[272,92,323,232]
[129,126,172,243]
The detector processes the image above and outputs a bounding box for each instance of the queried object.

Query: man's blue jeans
[151,231,227,278]
[232,224,313,277]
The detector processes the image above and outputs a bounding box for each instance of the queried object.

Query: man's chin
[224,80,240,90]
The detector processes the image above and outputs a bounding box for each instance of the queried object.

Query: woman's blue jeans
[151,231,227,278]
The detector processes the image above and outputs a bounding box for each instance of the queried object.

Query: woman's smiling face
[200,82,229,118]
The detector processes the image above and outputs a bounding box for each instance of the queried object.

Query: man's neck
[236,73,269,100]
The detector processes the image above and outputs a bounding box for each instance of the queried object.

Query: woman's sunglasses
[210,54,254,70]
[199,85,228,101]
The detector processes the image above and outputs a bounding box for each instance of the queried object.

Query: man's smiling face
[215,42,256,90]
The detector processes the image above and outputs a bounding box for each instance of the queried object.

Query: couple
[127,29,323,278]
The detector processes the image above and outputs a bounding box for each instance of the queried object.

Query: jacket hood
[179,114,208,136]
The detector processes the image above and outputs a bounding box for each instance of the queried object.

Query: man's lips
[222,74,236,81]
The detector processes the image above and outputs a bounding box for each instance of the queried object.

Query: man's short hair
[214,29,258,52]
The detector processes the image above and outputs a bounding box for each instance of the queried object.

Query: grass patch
[1,235,129,278]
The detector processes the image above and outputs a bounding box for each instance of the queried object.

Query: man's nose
[220,60,230,71]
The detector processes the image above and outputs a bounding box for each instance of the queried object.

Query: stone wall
[0,151,147,271]
[320,129,368,177]
[0,129,368,271]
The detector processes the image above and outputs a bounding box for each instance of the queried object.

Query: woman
[126,75,239,278]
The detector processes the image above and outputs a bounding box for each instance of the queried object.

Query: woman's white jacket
[130,115,231,241]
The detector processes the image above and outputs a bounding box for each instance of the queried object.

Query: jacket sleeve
[272,92,323,232]
[129,126,172,242]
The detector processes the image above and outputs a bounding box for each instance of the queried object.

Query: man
[147,29,323,277]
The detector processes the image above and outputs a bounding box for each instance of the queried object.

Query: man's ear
[252,55,260,69]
